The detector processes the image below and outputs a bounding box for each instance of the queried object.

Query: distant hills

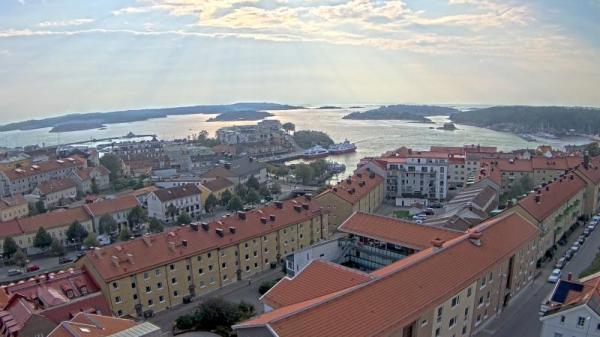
[0,103,300,133]
[207,110,273,122]
[450,106,600,135]
[342,104,458,122]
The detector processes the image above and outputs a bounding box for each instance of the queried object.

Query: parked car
[584,228,592,236]
[578,235,586,244]
[7,269,22,277]
[555,257,567,269]
[565,250,574,261]
[76,251,87,258]
[588,224,596,231]
[58,256,74,264]
[548,269,562,283]
[415,220,423,224]
[570,245,580,254]
[430,202,443,209]
[557,237,567,246]
[25,264,39,272]
[424,209,435,216]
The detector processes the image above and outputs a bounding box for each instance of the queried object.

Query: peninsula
[342,104,458,122]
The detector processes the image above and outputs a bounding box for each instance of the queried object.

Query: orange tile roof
[262,260,371,310]
[202,177,234,192]
[85,195,140,217]
[236,212,540,337]
[200,166,234,179]
[83,196,326,282]
[37,178,76,195]
[0,194,26,211]
[0,207,92,238]
[576,157,600,184]
[531,156,571,171]
[318,172,383,205]
[0,159,79,180]
[518,173,586,222]
[490,158,533,172]
[48,313,138,337]
[339,212,462,250]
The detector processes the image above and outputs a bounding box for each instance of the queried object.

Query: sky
[0,0,599,122]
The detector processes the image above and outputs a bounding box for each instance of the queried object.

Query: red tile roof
[262,260,371,309]
[339,212,462,250]
[318,172,383,205]
[576,157,600,184]
[83,196,326,282]
[85,195,140,217]
[0,194,26,211]
[518,173,586,222]
[0,207,92,238]
[236,212,540,337]
[48,313,139,337]
[202,177,234,192]
[37,178,76,195]
[0,159,78,180]
[489,158,533,172]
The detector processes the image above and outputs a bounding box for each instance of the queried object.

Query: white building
[147,184,202,223]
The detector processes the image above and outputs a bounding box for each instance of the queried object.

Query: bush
[258,278,281,295]
[175,314,196,331]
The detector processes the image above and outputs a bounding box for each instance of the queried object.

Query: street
[0,250,80,284]
[475,221,600,337]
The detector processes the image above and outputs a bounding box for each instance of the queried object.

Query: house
[315,171,384,232]
[234,211,541,337]
[0,158,83,197]
[85,195,141,232]
[147,185,202,223]
[574,155,600,217]
[201,157,267,185]
[540,272,600,337]
[120,186,159,208]
[71,165,110,194]
[0,194,28,222]
[31,178,77,208]
[199,177,235,205]
[78,196,329,318]
[48,313,162,337]
[0,268,110,337]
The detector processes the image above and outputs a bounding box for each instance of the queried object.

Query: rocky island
[342,104,459,122]
[437,122,458,131]
[206,110,273,122]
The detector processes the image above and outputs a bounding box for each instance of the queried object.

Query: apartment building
[0,158,83,197]
[448,156,467,190]
[78,196,329,318]
[147,185,202,223]
[0,194,28,222]
[85,195,141,232]
[201,157,267,185]
[48,313,162,337]
[511,173,586,259]
[31,177,77,208]
[216,120,283,145]
[198,177,234,205]
[71,165,111,193]
[234,211,540,337]
[574,155,600,217]
[0,207,93,254]
[315,171,384,231]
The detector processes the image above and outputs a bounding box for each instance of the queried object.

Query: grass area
[394,210,410,219]
[579,253,600,278]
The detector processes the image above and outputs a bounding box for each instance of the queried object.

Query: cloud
[38,18,94,27]
[17,0,25,5]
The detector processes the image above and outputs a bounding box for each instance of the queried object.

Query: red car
[25,264,40,272]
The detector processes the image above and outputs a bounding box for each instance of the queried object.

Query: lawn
[579,253,600,278]
[394,210,410,219]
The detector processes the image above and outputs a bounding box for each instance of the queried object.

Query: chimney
[190,223,199,231]
[238,211,246,220]
[294,205,302,212]
[546,185,550,191]
[216,228,224,237]
[568,272,573,281]
[260,217,267,224]
[111,256,120,267]
[431,238,445,250]
[302,203,309,210]
[182,239,188,247]
[201,222,209,231]
[275,201,283,209]
[229,226,236,234]
[270,214,276,222]
[535,195,541,203]
[126,253,134,264]
[168,242,176,251]
[468,230,482,246]
[333,187,338,192]
[304,194,312,201]
[143,236,152,247]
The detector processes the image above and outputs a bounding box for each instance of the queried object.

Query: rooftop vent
[201,222,209,231]
[238,211,246,220]
[535,195,541,203]
[294,205,302,212]
[302,203,309,210]
[431,238,445,249]
[229,226,236,234]
[190,223,199,231]
[260,217,267,224]
[216,228,224,237]
[275,201,283,209]
[270,214,276,222]
[468,230,482,247]
[182,240,188,247]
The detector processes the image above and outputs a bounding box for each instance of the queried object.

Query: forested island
[293,130,334,149]
[450,106,600,135]
[206,110,273,122]
[0,102,300,132]
[342,104,459,122]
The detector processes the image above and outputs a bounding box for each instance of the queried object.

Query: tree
[12,248,27,267]
[197,130,220,147]
[270,182,282,195]
[227,195,244,212]
[238,301,256,321]
[83,233,99,248]
[205,194,219,213]
[177,212,192,225]
[175,314,197,331]
[148,217,164,234]
[294,163,315,184]
[235,184,248,199]
[293,130,334,149]
[220,189,232,206]
[505,174,535,200]
[259,184,271,198]
[51,239,65,256]
[310,159,328,177]
[33,227,53,250]
[245,188,260,205]
[35,199,46,214]
[100,153,123,180]
[3,237,18,258]
[66,221,88,243]
[98,214,118,235]
[118,228,132,242]
[167,204,178,219]
[195,298,241,331]
[282,122,295,133]
[91,177,99,194]
[127,205,146,229]
[586,142,600,157]
[245,175,260,191]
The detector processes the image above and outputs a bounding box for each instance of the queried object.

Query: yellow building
[315,171,384,233]
[0,194,28,222]
[78,196,329,317]
[199,177,234,205]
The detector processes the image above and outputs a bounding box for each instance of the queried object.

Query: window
[478,296,483,307]
[480,277,486,288]
[577,316,586,327]
[170,264,175,270]
[559,315,565,324]
[115,296,122,303]
[449,316,456,328]
[197,256,202,262]
[144,272,149,280]
[207,252,211,258]
[117,310,123,316]
[208,265,213,271]
[467,288,472,297]
[223,274,228,281]
[146,286,151,293]
[131,282,136,289]
[171,277,177,284]
[222,262,227,269]
[437,307,443,322]
[464,308,469,318]
[112,282,118,289]
[157,282,163,289]
[421,319,428,327]
[148,299,153,306]
[462,326,467,335]
[133,294,138,300]
[435,328,440,337]
[489,272,493,283]
[174,290,179,297]
[199,268,204,275]
[159,295,165,303]
[155,269,161,276]
[451,296,460,308]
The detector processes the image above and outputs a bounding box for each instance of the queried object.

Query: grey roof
[108,322,162,337]
[153,184,201,202]
[229,157,266,177]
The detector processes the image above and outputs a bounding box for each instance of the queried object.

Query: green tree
[293,130,334,149]
[3,237,18,258]
[245,175,260,191]
[227,195,244,212]
[175,314,197,331]
[98,214,118,235]
[205,194,219,213]
[177,212,192,225]
[259,184,271,198]
[35,199,46,214]
[66,221,88,243]
[310,159,328,177]
[586,142,600,157]
[238,301,256,321]
[127,205,146,229]
[270,182,282,195]
[100,153,124,180]
[282,122,295,133]
[294,163,315,184]
[83,233,99,248]
[235,183,248,199]
[197,130,220,147]
[12,248,27,267]
[245,188,260,205]
[220,189,232,206]
[91,177,99,194]
[118,228,132,242]
[505,174,535,200]
[33,227,53,250]
[148,217,164,234]
[51,239,65,256]
[195,298,241,331]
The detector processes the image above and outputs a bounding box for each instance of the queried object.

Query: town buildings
[48,313,162,337]
[0,194,28,222]
[198,177,234,205]
[78,196,329,318]
[31,178,77,208]
[85,195,141,232]
[71,165,110,194]
[216,120,283,145]
[147,185,202,224]
[0,158,83,197]
[201,157,267,185]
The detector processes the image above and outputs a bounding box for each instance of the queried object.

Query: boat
[303,145,329,159]
[519,134,537,142]
[328,139,357,155]
[327,161,346,174]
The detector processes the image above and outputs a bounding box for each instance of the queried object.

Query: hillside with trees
[293,130,334,149]
[343,104,458,121]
